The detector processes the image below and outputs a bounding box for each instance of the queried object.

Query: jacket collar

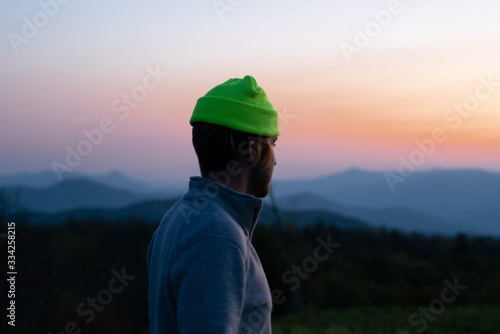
[185,177,264,238]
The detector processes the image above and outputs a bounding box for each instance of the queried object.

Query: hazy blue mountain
[275,192,346,212]
[5,168,499,236]
[29,198,180,225]
[90,171,157,194]
[451,206,500,236]
[0,170,186,197]
[11,178,146,213]
[275,192,469,236]
[90,171,185,195]
[0,170,85,188]
[259,206,369,230]
[273,168,500,234]
[27,197,370,231]
[1,170,150,191]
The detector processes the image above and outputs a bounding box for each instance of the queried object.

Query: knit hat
[190,75,280,137]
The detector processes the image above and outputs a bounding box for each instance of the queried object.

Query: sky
[1,0,499,183]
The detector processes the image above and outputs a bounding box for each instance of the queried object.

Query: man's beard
[247,165,274,198]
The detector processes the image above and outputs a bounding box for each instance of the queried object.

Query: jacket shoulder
[176,198,248,253]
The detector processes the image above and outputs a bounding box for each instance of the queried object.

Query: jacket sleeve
[171,236,247,334]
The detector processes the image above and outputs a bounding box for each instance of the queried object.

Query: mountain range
[0,170,185,196]
[1,168,498,236]
[272,168,500,235]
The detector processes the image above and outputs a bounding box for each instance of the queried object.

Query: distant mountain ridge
[2,168,499,236]
[0,170,185,195]
[275,192,470,236]
[273,168,500,235]
[29,198,180,225]
[11,178,146,213]
[28,197,369,232]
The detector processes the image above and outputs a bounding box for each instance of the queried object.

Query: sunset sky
[1,0,499,182]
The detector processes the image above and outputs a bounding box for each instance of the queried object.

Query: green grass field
[272,306,499,334]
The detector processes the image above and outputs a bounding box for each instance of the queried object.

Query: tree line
[1,212,499,333]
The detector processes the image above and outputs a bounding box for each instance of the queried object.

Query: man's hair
[192,122,274,177]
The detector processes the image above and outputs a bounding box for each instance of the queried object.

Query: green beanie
[190,75,280,137]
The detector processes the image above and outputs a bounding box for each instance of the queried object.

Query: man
[147,75,279,333]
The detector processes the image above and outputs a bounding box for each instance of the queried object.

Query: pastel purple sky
[1,0,500,182]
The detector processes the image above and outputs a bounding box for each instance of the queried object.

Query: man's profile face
[248,137,277,198]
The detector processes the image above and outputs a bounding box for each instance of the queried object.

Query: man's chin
[249,168,273,198]
[250,184,270,198]
[254,191,268,198]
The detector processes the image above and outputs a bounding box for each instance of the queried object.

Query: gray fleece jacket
[147,177,272,333]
